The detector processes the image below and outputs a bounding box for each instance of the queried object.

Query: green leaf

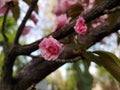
[11,3,20,21]
[85,52,102,66]
[0,34,4,41]
[85,51,120,82]
[0,16,4,28]
[108,10,120,28]
[0,51,4,75]
[67,3,83,20]
[93,50,120,67]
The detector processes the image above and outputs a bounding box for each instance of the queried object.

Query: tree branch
[14,45,83,90]
[1,0,119,89]
[1,7,10,53]
[104,6,120,14]
[14,0,120,56]
[0,1,38,87]
[14,0,38,44]
[14,17,120,90]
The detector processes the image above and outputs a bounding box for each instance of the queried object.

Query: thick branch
[77,21,120,48]
[104,6,120,14]
[14,60,63,90]
[14,17,120,90]
[14,46,81,90]
[15,0,120,55]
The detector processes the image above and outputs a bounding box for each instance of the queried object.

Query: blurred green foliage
[0,16,29,76]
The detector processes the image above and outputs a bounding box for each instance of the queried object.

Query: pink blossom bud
[0,6,7,16]
[74,16,87,35]
[0,0,12,16]
[65,0,78,7]
[0,0,11,8]
[0,0,6,8]
[22,26,33,36]
[30,14,38,24]
[53,4,64,15]
[0,0,11,16]
[53,0,77,15]
[89,0,95,3]
[39,36,63,60]
[60,0,78,10]
[53,14,69,31]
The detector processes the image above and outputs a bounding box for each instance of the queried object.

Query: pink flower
[0,0,11,8]
[80,0,95,10]
[64,0,78,7]
[39,36,63,60]
[0,0,11,16]
[74,16,87,35]
[53,4,64,15]
[89,0,95,3]
[0,6,7,16]
[60,0,77,9]
[53,0,77,15]
[0,0,6,8]
[88,0,95,9]
[22,26,33,36]
[53,14,69,31]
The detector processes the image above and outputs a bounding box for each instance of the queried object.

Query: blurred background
[0,0,120,90]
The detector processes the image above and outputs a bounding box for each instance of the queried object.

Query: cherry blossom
[53,0,78,15]
[0,0,11,16]
[0,0,11,8]
[22,26,33,36]
[53,14,69,31]
[74,16,87,35]
[39,36,63,60]
[0,6,7,16]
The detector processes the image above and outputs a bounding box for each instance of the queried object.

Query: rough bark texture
[0,0,120,90]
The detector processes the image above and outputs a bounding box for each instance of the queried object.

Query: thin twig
[1,1,14,42]
[104,6,120,14]
[1,7,10,53]
[1,8,10,42]
[14,0,38,44]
